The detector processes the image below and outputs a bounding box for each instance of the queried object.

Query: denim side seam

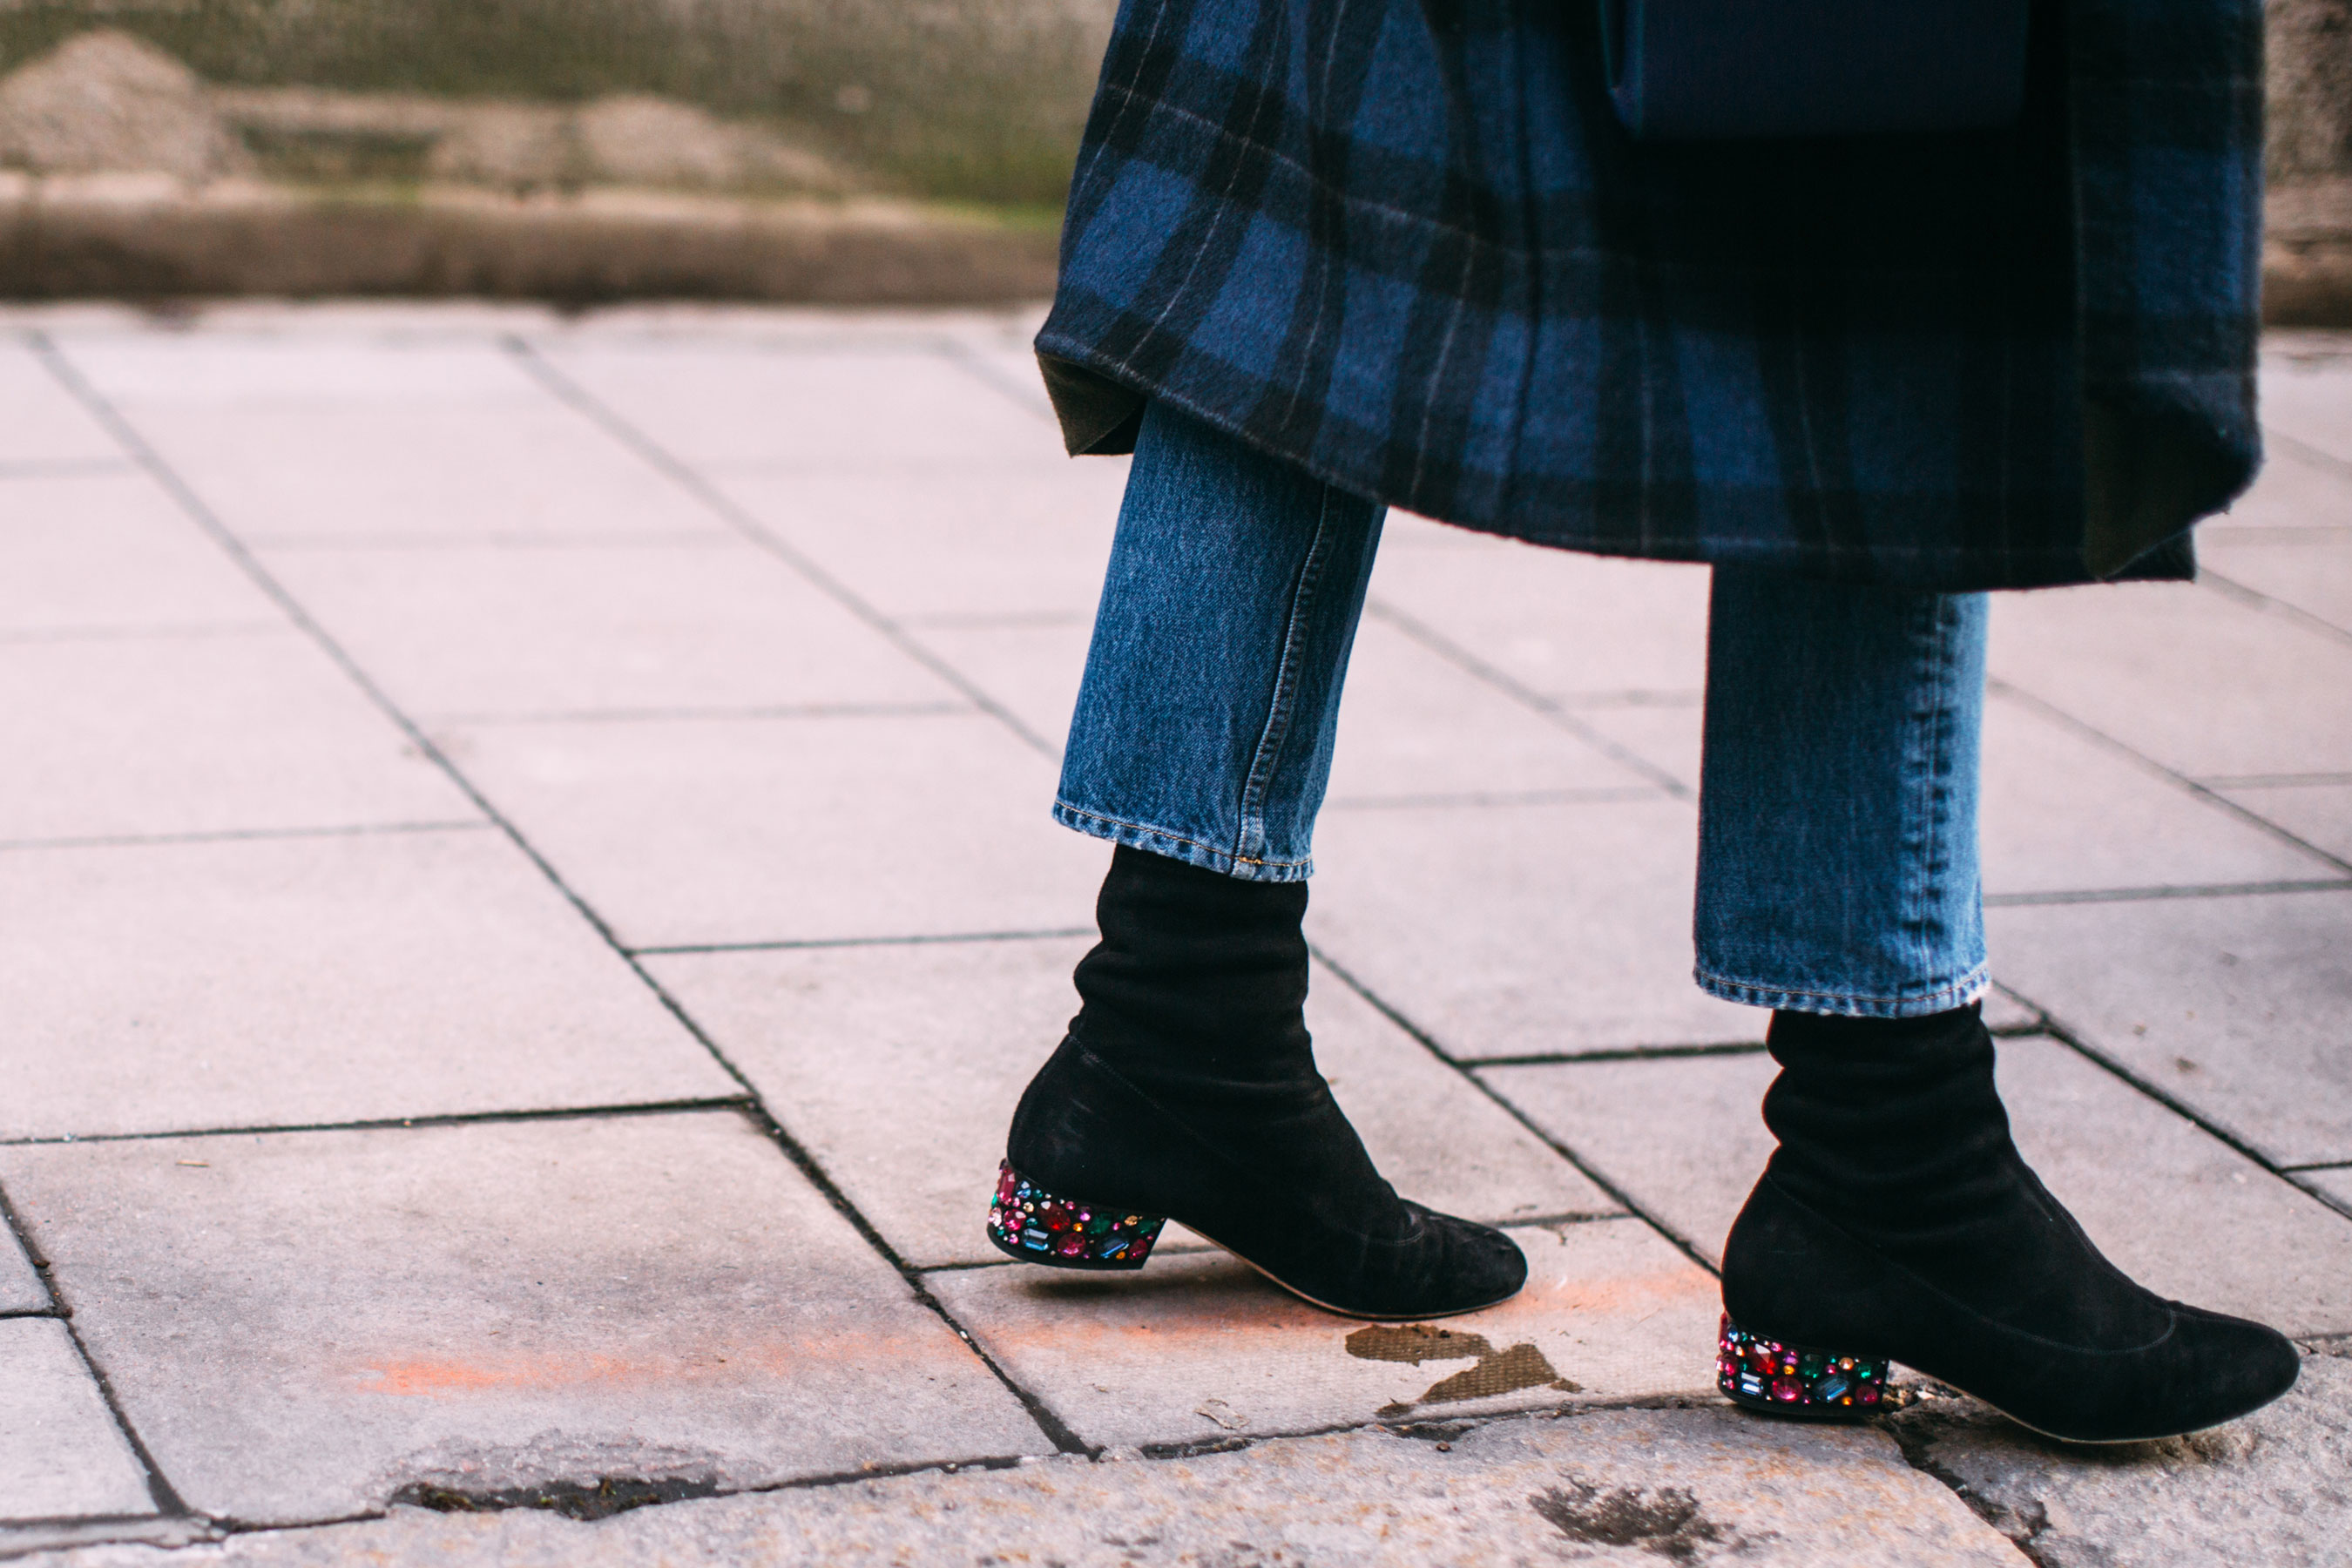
[1692,962,1992,1018]
[1051,799,1314,882]
[1899,593,1969,1000]
[1233,484,1342,863]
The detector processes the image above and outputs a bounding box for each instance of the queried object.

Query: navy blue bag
[1603,0,2033,139]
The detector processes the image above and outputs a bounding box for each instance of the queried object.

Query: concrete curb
[0,175,2345,322]
[0,179,1058,305]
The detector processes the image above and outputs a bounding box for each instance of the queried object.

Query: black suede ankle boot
[1718,1003,2300,1442]
[991,846,1526,1319]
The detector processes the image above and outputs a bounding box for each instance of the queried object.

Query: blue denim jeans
[1055,403,1990,1018]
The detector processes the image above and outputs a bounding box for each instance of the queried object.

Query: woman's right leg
[1697,566,2298,1441]
[990,401,1526,1319]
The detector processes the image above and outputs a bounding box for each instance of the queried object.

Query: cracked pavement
[1,304,2348,1566]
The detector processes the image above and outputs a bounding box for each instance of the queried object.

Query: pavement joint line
[696,1100,1095,1457]
[897,610,1090,630]
[0,1098,760,1149]
[629,927,1097,957]
[0,1178,190,1521]
[1306,944,1727,1279]
[1460,1041,1768,1067]
[2193,769,2352,788]
[2287,1174,2352,1224]
[1986,676,2352,876]
[501,335,1060,759]
[1362,598,1695,800]
[2197,566,2352,651]
[2281,1159,2352,1172]
[0,621,291,646]
[1324,786,1670,812]
[0,820,495,855]
[1544,690,1707,709]
[1984,877,2352,907]
[27,328,1091,1462]
[424,700,973,727]
[172,1450,1046,1542]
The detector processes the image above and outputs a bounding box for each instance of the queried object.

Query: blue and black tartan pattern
[1035,0,2262,591]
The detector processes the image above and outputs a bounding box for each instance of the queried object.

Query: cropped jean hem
[1051,799,1314,883]
[1693,963,1991,1019]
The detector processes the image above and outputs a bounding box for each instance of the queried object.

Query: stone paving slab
[537,344,1058,474]
[2219,781,2352,863]
[1886,1347,2350,1568]
[0,630,476,844]
[1977,697,2342,896]
[0,1221,44,1314]
[1989,585,2352,780]
[647,936,1618,1271]
[0,1318,153,1524]
[259,541,954,720]
[133,404,731,546]
[1990,890,2352,1168]
[715,468,1126,622]
[1309,799,1766,1059]
[0,342,118,468]
[0,830,736,1139]
[438,712,1106,950]
[0,476,278,637]
[0,1113,1047,1527]
[1483,1037,2352,1334]
[929,1219,1720,1450]
[2254,354,2352,464]
[19,1404,2029,1568]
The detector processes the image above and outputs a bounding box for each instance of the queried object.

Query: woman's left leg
[1697,567,2298,1442]
[993,401,1526,1319]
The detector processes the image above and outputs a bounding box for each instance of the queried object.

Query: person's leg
[990,401,1526,1318]
[1696,567,2296,1442]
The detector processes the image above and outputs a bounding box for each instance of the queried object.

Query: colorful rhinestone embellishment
[986,1162,1166,1269]
[1718,1315,1888,1416]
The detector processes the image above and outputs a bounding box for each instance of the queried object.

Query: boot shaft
[1070,845,1313,1083]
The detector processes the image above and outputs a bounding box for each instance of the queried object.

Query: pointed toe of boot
[2163,1305,2301,1435]
[1369,1205,1528,1321]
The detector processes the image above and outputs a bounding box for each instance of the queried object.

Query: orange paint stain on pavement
[351,1327,937,1398]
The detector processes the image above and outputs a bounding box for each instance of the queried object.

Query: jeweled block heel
[985,1162,1167,1270]
[1718,1315,1889,1416]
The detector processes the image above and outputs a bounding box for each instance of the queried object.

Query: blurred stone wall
[0,0,1113,204]
[2268,0,2352,321]
[2272,0,2352,182]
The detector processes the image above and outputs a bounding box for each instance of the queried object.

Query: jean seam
[1905,594,1948,989]
[1052,799,1311,868]
[1234,483,1339,861]
[1692,963,1990,1009]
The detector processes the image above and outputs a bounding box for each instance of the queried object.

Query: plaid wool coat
[1034,0,2264,591]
